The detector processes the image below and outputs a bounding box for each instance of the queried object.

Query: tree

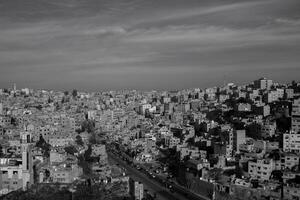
[64,145,78,155]
[75,135,84,146]
[84,145,92,161]
[0,144,3,157]
[72,89,78,98]
[36,135,51,157]
[89,133,97,144]
[11,117,18,126]
[186,137,195,146]
[81,120,95,133]
[208,168,222,181]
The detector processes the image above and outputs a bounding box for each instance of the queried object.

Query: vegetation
[75,135,84,146]
[72,89,78,98]
[64,145,78,155]
[0,182,129,200]
[36,135,51,157]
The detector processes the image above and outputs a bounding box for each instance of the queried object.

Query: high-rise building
[291,98,300,134]
[20,130,34,190]
[254,78,273,90]
[233,129,246,153]
[129,178,144,200]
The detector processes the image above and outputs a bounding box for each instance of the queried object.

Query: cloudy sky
[0,0,300,91]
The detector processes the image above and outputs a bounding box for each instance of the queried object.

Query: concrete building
[52,164,83,183]
[291,98,300,134]
[139,104,151,115]
[252,104,270,117]
[261,120,276,138]
[235,103,251,112]
[284,88,294,99]
[233,129,246,153]
[248,159,275,181]
[91,144,108,164]
[254,78,273,90]
[165,135,180,148]
[0,116,11,127]
[0,103,3,115]
[20,130,34,190]
[278,153,300,170]
[129,178,144,200]
[0,158,23,195]
[283,183,300,200]
[264,90,280,103]
[283,132,300,153]
[179,147,200,160]
[50,149,67,164]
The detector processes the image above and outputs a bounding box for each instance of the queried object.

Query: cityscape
[1,0,300,200]
[0,78,300,200]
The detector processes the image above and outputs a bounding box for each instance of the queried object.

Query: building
[0,103,3,115]
[91,144,108,164]
[280,153,300,170]
[283,132,300,153]
[248,159,275,181]
[252,104,270,117]
[165,135,180,148]
[179,147,200,160]
[20,130,34,190]
[0,158,23,195]
[254,78,273,90]
[283,183,300,200]
[0,116,11,127]
[52,164,83,183]
[50,149,67,164]
[235,103,251,112]
[261,120,276,138]
[264,90,280,103]
[292,98,300,134]
[284,88,294,99]
[129,178,143,200]
[139,104,151,115]
[233,129,246,153]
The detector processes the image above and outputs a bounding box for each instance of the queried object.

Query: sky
[0,0,300,91]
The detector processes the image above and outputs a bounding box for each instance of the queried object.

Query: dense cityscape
[0,78,299,200]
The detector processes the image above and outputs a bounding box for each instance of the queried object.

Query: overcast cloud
[0,0,300,91]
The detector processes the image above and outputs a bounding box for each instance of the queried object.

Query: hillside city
[0,77,300,200]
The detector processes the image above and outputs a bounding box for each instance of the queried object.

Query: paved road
[108,151,211,200]
[108,152,193,200]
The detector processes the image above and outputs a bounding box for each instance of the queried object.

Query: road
[108,152,209,200]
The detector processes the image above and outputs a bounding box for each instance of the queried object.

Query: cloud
[275,18,300,26]
[0,0,300,90]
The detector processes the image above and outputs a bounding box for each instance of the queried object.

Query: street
[108,151,209,200]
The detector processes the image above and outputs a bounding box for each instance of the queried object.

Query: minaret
[20,127,34,190]
[13,83,17,92]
